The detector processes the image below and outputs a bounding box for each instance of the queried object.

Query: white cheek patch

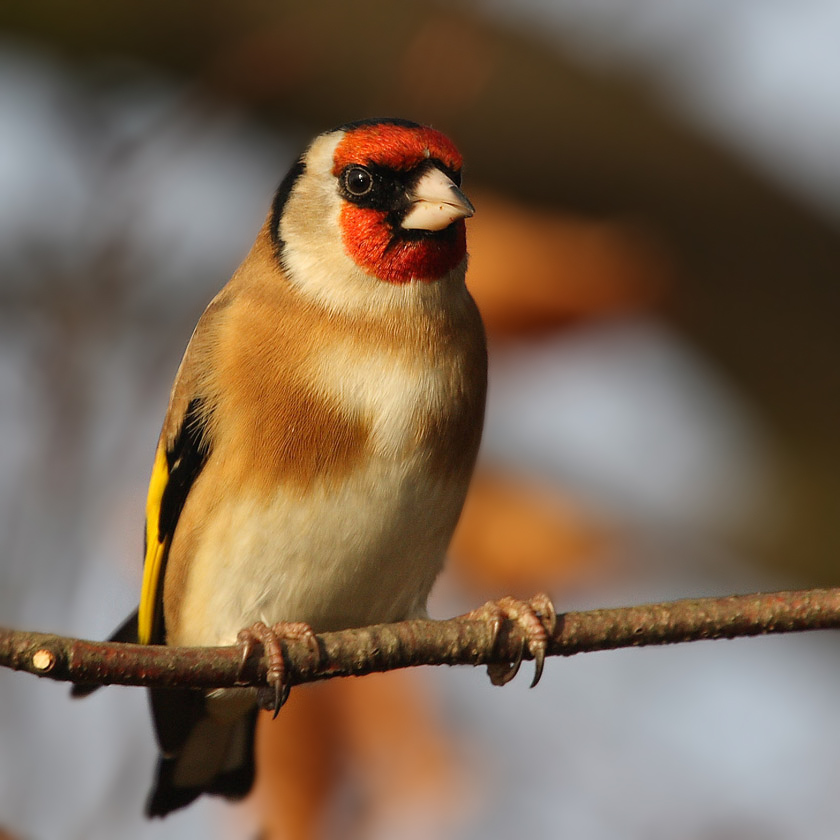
[279,132,363,306]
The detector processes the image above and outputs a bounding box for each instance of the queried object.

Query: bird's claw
[465,593,557,688]
[485,639,525,686]
[235,620,318,718]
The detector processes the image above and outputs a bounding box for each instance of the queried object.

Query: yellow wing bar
[139,443,170,644]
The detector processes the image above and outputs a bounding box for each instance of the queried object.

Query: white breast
[175,456,467,646]
[174,340,470,647]
[316,340,450,457]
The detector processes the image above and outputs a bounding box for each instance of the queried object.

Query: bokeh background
[2,2,840,838]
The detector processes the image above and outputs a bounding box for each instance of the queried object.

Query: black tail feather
[70,608,259,818]
[146,705,259,818]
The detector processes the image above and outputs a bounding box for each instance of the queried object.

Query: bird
[72,118,554,817]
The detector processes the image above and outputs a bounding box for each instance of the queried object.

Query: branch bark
[2,588,839,691]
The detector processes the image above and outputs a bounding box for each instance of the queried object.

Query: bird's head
[271,119,474,311]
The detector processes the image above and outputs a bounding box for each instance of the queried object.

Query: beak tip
[450,184,475,218]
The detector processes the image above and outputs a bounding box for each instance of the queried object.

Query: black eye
[344,166,373,196]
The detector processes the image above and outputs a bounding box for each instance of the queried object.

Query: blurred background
[1,2,840,838]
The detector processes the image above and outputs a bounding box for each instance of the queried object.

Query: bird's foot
[463,594,557,688]
[236,621,319,717]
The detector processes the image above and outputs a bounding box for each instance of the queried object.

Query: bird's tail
[146,687,259,818]
[70,609,259,816]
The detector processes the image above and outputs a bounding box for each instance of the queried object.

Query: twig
[1,588,839,690]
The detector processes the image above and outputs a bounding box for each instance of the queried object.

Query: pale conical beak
[400,167,475,231]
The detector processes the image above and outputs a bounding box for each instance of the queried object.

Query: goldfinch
[76,118,488,816]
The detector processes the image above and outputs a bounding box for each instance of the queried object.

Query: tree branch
[2,588,839,691]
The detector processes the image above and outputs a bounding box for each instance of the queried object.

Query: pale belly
[170,459,468,647]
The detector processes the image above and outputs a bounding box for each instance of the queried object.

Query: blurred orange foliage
[467,190,670,337]
[253,676,470,839]
[451,469,613,597]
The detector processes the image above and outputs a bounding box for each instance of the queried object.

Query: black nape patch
[335,116,422,133]
[269,158,306,252]
[145,701,259,818]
